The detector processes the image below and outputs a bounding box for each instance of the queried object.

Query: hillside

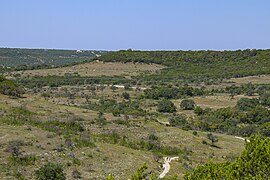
[97,49,270,85]
[0,48,270,179]
[0,48,108,68]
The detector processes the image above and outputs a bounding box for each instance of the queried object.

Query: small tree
[207,133,218,146]
[111,85,117,92]
[157,99,176,113]
[35,163,66,180]
[169,114,188,127]
[260,92,270,106]
[194,106,203,115]
[131,163,148,180]
[122,92,130,100]
[96,111,106,126]
[180,99,196,110]
[107,174,115,180]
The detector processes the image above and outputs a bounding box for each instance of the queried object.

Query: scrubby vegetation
[185,135,270,179]
[0,48,107,68]
[1,48,270,179]
[98,49,270,84]
[0,75,24,97]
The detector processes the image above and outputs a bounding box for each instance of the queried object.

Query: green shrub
[157,99,176,113]
[35,163,66,180]
[180,99,196,110]
[185,135,270,179]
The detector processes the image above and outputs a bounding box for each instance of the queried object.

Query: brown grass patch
[223,74,270,85]
[10,61,164,77]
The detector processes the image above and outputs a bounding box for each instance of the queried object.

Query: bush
[5,140,25,157]
[192,131,198,136]
[9,155,36,166]
[180,99,196,110]
[260,92,270,106]
[131,163,148,180]
[236,98,259,111]
[185,135,270,179]
[207,133,218,146]
[169,114,188,127]
[122,92,130,100]
[157,99,176,113]
[194,106,203,115]
[35,163,66,180]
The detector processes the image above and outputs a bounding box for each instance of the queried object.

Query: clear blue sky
[0,0,269,50]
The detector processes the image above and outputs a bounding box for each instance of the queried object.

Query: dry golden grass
[223,74,270,85]
[10,61,164,77]
[191,95,252,109]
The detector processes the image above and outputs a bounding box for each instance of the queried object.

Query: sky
[0,0,270,50]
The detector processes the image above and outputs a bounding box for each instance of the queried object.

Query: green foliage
[260,92,270,106]
[184,135,270,179]
[131,163,148,180]
[9,155,37,166]
[107,174,115,180]
[206,133,218,146]
[18,75,131,88]
[215,83,270,96]
[180,99,196,110]
[194,104,270,136]
[144,86,206,99]
[157,99,176,113]
[122,92,130,99]
[194,106,203,115]
[98,49,270,84]
[0,48,107,68]
[86,98,144,116]
[99,132,183,156]
[35,163,66,180]
[192,131,198,136]
[0,76,24,97]
[236,98,260,111]
[95,111,107,126]
[169,114,189,129]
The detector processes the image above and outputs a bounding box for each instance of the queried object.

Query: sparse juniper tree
[35,163,66,180]
[122,92,130,100]
[157,99,176,113]
[180,99,196,110]
[207,133,218,146]
[111,85,117,92]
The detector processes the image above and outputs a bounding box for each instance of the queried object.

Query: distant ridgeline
[97,49,270,84]
[0,48,108,69]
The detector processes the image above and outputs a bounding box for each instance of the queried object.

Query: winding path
[235,136,250,142]
[159,157,179,179]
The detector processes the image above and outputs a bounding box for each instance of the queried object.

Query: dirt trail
[159,157,179,178]
[235,136,250,142]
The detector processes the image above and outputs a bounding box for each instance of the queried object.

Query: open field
[9,61,164,77]
[223,74,270,85]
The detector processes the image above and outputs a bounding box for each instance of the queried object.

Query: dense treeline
[0,48,108,68]
[184,135,270,179]
[143,86,207,99]
[98,49,270,84]
[17,75,133,88]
